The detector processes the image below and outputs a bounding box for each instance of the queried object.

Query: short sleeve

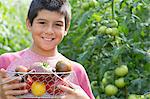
[72,62,95,99]
[0,50,25,70]
[0,53,12,69]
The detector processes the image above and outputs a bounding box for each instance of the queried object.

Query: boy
[0,0,95,99]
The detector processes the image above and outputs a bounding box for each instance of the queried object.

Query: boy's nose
[45,26,54,35]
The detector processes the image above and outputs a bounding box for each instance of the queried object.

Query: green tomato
[102,78,107,85]
[91,81,97,88]
[140,95,145,99]
[115,78,126,88]
[92,13,101,22]
[115,65,128,77]
[98,26,107,34]
[104,71,113,79]
[110,20,118,27]
[89,0,98,7]
[128,94,138,99]
[101,20,109,25]
[105,28,113,35]
[111,28,119,36]
[96,95,100,99]
[105,84,118,96]
[145,93,150,98]
[82,3,89,11]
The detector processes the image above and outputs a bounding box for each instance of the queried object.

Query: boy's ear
[64,22,70,36]
[64,31,68,36]
[26,19,32,32]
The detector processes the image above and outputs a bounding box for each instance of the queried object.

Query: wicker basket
[8,71,74,98]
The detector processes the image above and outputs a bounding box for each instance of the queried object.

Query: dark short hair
[27,0,71,30]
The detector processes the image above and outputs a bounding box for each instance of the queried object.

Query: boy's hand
[58,83,90,99]
[0,68,28,99]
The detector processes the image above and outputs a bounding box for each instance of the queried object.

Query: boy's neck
[30,45,59,57]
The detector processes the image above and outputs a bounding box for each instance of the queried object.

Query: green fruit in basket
[56,60,72,72]
[30,62,49,72]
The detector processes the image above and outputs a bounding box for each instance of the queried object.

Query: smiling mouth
[42,37,55,41]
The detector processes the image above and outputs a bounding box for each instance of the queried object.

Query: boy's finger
[2,76,22,84]
[6,96,18,99]
[58,85,75,94]
[0,68,8,78]
[3,83,27,90]
[5,89,28,96]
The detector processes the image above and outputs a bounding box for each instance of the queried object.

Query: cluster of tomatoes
[15,60,72,97]
[82,0,98,11]
[101,65,128,96]
[98,19,119,36]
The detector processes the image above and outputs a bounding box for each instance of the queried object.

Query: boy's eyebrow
[36,18,64,23]
[36,18,47,21]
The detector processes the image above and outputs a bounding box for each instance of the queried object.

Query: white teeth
[42,37,54,41]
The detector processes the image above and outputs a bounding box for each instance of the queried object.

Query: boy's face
[26,10,68,54]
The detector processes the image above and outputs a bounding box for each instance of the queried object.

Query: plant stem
[125,86,128,99]
[111,0,115,19]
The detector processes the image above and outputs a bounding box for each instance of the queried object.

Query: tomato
[56,60,72,72]
[31,81,46,97]
[15,66,28,72]
[102,78,107,85]
[115,65,128,77]
[98,26,107,34]
[104,71,112,78]
[15,66,32,91]
[91,81,97,88]
[111,28,119,36]
[110,20,118,27]
[128,94,138,99]
[89,0,98,7]
[101,20,109,26]
[105,84,118,96]
[115,77,126,88]
[31,62,48,72]
[92,13,101,22]
[82,3,90,11]
[96,96,100,99]
[105,28,113,35]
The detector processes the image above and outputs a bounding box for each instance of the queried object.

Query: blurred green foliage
[0,0,150,98]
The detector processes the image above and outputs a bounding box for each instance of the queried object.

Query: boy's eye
[39,22,45,24]
[56,24,63,26]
